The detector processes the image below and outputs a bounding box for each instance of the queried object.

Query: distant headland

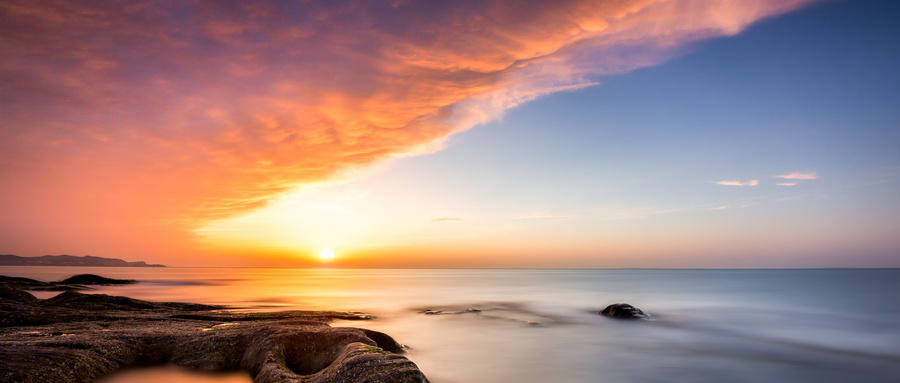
[0,254,165,267]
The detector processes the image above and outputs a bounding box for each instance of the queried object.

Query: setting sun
[318,248,336,262]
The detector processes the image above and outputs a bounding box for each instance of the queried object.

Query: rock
[0,285,428,383]
[599,303,649,320]
[0,286,38,304]
[420,309,442,315]
[55,274,137,285]
[0,275,58,290]
[415,303,565,326]
[0,274,131,292]
[38,290,185,311]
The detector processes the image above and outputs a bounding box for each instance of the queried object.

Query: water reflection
[93,365,251,383]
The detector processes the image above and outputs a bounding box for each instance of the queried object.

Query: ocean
[3,267,899,382]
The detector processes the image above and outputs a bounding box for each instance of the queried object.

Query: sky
[1,0,898,268]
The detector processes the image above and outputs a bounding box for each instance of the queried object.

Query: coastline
[0,275,428,383]
[4,268,899,383]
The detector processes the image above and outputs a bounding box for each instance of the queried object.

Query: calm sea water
[4,267,900,383]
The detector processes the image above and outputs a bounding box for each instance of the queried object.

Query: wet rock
[0,284,428,383]
[55,274,137,285]
[599,303,649,320]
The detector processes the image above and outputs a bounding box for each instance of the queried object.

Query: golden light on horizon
[318,248,336,263]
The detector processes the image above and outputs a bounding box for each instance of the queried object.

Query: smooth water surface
[93,366,252,383]
[4,267,899,382]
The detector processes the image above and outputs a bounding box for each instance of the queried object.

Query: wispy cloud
[707,205,730,211]
[776,182,799,186]
[713,180,760,186]
[431,218,465,222]
[776,172,818,180]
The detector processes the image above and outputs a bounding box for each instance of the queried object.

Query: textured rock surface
[599,303,650,320]
[0,283,427,383]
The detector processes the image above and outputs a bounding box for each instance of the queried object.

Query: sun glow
[318,248,336,262]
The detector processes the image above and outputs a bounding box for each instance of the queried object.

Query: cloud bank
[0,0,818,257]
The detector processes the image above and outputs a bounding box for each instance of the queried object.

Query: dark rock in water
[0,274,133,291]
[599,303,649,320]
[0,275,46,286]
[0,286,38,304]
[0,286,428,383]
[0,275,58,290]
[55,274,137,285]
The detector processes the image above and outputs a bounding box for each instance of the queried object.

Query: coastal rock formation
[599,303,650,320]
[0,278,428,383]
[0,274,137,291]
[0,286,39,304]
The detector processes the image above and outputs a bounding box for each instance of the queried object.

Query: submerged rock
[599,303,649,320]
[0,282,428,383]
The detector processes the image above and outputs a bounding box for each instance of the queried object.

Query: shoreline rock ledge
[0,282,428,383]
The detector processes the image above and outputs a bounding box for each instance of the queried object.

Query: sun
[318,248,336,262]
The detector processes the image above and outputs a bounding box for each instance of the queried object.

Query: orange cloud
[0,0,819,261]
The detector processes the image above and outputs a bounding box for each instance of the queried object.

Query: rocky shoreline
[0,275,428,383]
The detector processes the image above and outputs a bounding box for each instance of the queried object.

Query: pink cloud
[776,172,818,180]
[714,180,760,186]
[0,0,819,259]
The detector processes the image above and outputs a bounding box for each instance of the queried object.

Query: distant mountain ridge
[0,254,165,267]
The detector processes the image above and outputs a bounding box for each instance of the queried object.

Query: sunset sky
[1,0,898,268]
